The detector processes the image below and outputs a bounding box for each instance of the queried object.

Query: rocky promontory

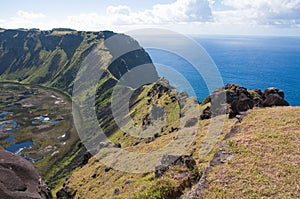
[200,84,289,119]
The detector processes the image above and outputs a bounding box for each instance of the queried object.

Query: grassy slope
[203,106,300,198]
[0,29,157,190]
[1,29,298,198]
[60,82,184,198]
[64,106,299,199]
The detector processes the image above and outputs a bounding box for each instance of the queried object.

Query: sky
[0,0,300,36]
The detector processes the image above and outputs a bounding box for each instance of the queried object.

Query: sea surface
[146,35,300,106]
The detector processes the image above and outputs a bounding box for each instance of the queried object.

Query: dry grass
[61,97,236,198]
[203,107,300,198]
[62,99,300,199]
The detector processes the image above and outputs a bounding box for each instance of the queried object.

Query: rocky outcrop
[262,87,289,107]
[0,147,52,199]
[200,106,211,120]
[200,84,289,119]
[155,154,196,178]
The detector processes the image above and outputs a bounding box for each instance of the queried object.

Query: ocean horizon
[146,35,300,106]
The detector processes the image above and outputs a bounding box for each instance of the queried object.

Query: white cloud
[216,0,300,26]
[61,0,213,28]
[149,0,212,22]
[17,10,45,20]
[66,13,105,30]
[107,5,131,16]
[102,0,213,25]
[222,0,300,10]
[0,0,299,35]
[0,10,46,29]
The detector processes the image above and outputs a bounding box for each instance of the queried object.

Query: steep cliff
[0,28,159,192]
[0,29,298,199]
[0,29,156,93]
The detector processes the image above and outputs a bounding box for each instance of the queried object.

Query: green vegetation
[0,83,80,191]
[58,105,300,199]
[0,29,299,198]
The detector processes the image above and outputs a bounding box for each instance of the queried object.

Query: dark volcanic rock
[262,88,289,107]
[81,151,92,166]
[0,147,52,199]
[56,186,75,199]
[236,92,254,112]
[200,106,211,120]
[56,189,71,199]
[230,92,254,118]
[169,126,179,133]
[104,167,112,172]
[114,188,120,195]
[161,154,196,170]
[124,180,133,185]
[200,84,290,120]
[155,165,169,178]
[114,143,122,148]
[155,154,197,178]
[56,177,76,199]
[209,150,234,166]
[161,154,181,166]
[263,93,289,107]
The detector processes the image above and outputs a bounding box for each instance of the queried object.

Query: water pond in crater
[0,83,79,176]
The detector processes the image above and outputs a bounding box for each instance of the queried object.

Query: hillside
[58,106,300,199]
[201,106,300,198]
[0,28,155,93]
[0,28,299,199]
[0,28,158,192]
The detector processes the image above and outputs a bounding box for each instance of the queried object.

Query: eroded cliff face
[1,29,297,199]
[0,28,159,193]
[0,28,157,93]
[0,27,159,147]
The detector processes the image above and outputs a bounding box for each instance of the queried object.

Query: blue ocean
[146,36,300,106]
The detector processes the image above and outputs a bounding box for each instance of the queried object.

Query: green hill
[0,28,159,192]
[0,28,155,92]
[0,28,298,199]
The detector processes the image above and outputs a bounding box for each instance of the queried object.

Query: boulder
[114,188,120,195]
[263,93,289,107]
[230,92,254,117]
[263,87,281,98]
[114,143,122,148]
[262,88,289,107]
[0,147,52,199]
[200,106,211,120]
[236,92,254,111]
[56,188,72,199]
[163,154,196,168]
[124,180,133,185]
[161,154,181,166]
[169,126,179,133]
[184,117,198,127]
[155,154,196,178]
[81,152,92,166]
[155,165,169,178]
[200,85,289,120]
[56,177,76,199]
